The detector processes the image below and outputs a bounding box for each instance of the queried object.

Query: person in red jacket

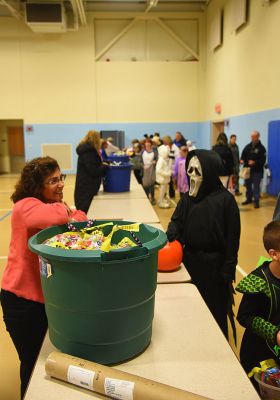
[0,156,87,399]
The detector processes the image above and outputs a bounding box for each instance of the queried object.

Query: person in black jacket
[74,130,107,213]
[212,132,234,189]
[166,150,240,339]
[229,134,241,196]
[240,131,266,209]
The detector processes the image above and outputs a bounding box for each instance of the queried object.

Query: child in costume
[141,139,157,205]
[173,146,189,198]
[156,145,172,208]
[236,220,280,379]
[167,150,240,339]
[130,143,143,184]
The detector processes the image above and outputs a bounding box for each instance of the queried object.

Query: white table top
[129,173,144,190]
[87,198,160,223]
[94,174,148,200]
[25,284,259,400]
[95,187,147,200]
[157,263,191,283]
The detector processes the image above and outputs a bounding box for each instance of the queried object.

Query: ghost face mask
[187,156,203,197]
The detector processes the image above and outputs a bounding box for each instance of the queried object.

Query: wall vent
[25,3,67,33]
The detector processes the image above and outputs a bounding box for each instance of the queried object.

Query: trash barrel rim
[28,220,167,262]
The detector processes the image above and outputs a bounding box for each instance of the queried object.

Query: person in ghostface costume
[167,150,240,339]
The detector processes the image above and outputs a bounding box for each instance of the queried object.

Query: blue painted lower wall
[24,122,202,174]
[24,108,280,175]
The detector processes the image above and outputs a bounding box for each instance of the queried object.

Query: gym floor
[0,173,276,400]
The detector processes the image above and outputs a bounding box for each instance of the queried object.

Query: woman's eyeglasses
[45,174,67,185]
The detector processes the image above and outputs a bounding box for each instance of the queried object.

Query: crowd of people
[129,132,195,208]
[73,130,196,210]
[72,128,268,213]
[128,129,268,211]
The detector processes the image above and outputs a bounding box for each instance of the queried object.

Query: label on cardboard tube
[104,377,134,400]
[67,365,95,391]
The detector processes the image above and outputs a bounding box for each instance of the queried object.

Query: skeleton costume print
[167,150,240,338]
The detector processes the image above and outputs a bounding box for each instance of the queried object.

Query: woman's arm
[221,196,240,282]
[166,197,186,243]
[82,151,107,178]
[20,198,86,230]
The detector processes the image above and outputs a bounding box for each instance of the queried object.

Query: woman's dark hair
[11,156,60,203]
[216,132,228,146]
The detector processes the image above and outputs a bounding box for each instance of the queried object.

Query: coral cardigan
[1,197,87,303]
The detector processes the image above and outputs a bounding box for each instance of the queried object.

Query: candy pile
[44,221,141,252]
[44,230,105,250]
[261,365,280,387]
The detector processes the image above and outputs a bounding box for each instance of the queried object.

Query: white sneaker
[158,201,170,209]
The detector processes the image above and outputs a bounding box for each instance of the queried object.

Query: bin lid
[29,220,167,262]
[107,162,132,168]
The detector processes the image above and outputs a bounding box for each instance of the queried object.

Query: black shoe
[254,202,260,209]
[242,200,252,205]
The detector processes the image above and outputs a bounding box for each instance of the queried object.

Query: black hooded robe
[74,142,107,213]
[167,150,240,338]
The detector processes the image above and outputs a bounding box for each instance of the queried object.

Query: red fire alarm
[215,103,222,114]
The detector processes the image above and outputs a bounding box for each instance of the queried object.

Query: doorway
[0,120,25,174]
[211,121,225,146]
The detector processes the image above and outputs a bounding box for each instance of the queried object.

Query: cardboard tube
[45,352,211,400]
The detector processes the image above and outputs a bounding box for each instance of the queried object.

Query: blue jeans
[245,172,262,203]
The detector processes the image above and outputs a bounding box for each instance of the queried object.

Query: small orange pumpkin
[158,240,183,272]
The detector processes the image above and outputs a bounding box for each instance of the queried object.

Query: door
[7,126,25,173]
[267,121,280,196]
[211,121,225,146]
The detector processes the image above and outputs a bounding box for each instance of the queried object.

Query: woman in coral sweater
[0,156,87,399]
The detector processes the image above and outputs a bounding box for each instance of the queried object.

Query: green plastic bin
[29,220,167,364]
